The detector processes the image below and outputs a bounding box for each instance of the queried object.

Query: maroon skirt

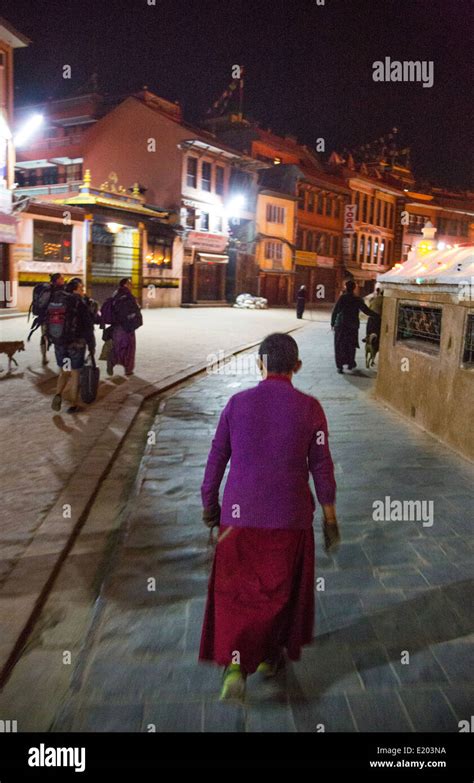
[199,525,315,674]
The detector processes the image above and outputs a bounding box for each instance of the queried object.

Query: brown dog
[365,333,379,368]
[0,341,25,370]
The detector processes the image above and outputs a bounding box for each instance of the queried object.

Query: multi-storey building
[296,168,350,302]
[209,118,349,303]
[328,163,405,296]
[14,89,259,307]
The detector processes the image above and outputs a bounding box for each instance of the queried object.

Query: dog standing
[365,333,379,368]
[0,341,25,371]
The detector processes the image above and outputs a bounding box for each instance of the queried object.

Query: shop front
[38,170,173,306]
[259,271,293,306]
[295,251,337,304]
[182,231,229,304]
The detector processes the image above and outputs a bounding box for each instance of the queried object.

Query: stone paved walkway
[3,319,473,732]
[0,307,302,589]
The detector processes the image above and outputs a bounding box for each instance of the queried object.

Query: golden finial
[81,169,92,192]
[132,182,140,197]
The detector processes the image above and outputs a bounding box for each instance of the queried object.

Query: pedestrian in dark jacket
[50,278,96,414]
[108,278,142,376]
[296,285,307,319]
[331,280,380,373]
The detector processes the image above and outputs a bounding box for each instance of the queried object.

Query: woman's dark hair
[258,333,299,374]
[345,279,356,293]
[50,273,63,285]
[119,277,131,287]
[65,277,82,293]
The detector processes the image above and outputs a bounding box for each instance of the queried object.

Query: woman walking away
[108,278,142,376]
[296,285,307,319]
[199,333,340,701]
[331,279,380,373]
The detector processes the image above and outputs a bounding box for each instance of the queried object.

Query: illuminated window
[359,235,365,263]
[366,236,372,263]
[186,157,197,188]
[266,204,285,223]
[185,208,196,229]
[146,237,172,270]
[265,241,283,261]
[200,211,209,231]
[201,161,212,192]
[33,220,72,263]
[215,166,225,196]
[373,237,379,263]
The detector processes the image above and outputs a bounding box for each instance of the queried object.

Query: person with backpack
[28,273,65,365]
[50,278,96,414]
[101,278,142,377]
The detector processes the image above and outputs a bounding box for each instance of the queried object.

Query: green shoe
[257,655,283,679]
[220,664,246,702]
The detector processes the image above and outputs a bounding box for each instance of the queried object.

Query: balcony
[15,181,82,197]
[24,133,84,150]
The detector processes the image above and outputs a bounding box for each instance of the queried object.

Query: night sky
[3,0,473,189]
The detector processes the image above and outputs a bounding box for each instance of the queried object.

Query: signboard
[356,224,382,236]
[0,213,17,243]
[185,231,228,253]
[344,203,357,233]
[316,256,335,268]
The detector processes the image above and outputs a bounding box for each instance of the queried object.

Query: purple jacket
[201,376,336,529]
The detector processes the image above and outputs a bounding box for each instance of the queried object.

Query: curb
[0,325,305,687]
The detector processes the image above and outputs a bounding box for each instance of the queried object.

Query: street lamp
[14,114,44,148]
[227,194,246,218]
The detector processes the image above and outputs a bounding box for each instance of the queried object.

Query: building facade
[13,200,85,311]
[0,17,29,308]
[178,139,259,304]
[14,89,259,306]
[296,170,350,303]
[403,189,474,261]
[341,173,404,296]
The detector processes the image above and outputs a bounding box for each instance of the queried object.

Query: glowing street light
[14,114,44,148]
[227,194,246,217]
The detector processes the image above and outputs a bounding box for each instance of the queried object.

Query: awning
[197,253,228,263]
